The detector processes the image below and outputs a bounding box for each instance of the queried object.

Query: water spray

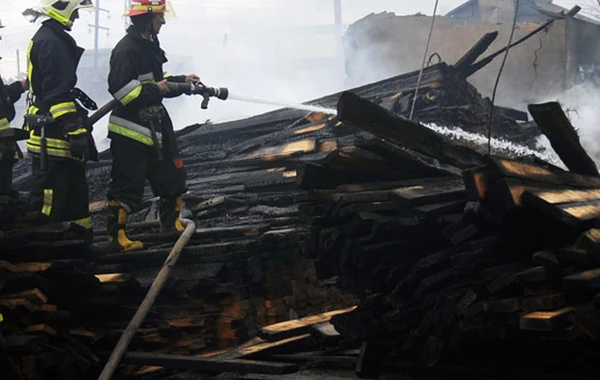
[227,91,336,115]
[425,123,563,167]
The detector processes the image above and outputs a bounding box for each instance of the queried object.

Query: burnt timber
[2,48,598,379]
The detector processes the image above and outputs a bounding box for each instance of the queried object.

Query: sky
[0,0,596,147]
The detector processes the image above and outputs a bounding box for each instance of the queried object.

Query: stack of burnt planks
[307,95,600,376]
[87,227,355,354]
[0,221,354,379]
[0,223,102,379]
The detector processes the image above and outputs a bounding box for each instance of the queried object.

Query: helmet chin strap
[148,16,160,46]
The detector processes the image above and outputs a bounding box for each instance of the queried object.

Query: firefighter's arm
[109,50,162,108]
[6,80,26,104]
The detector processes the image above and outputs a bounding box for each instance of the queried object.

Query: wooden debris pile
[0,224,101,379]
[301,94,600,376]
[0,220,353,379]
[1,34,547,378]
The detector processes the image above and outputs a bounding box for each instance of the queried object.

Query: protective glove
[63,118,90,162]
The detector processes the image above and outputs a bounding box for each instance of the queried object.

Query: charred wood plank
[389,177,465,207]
[484,298,523,313]
[532,250,562,272]
[564,269,600,294]
[516,267,563,284]
[453,32,499,75]
[520,307,574,332]
[414,200,467,220]
[355,136,462,177]
[463,167,489,201]
[120,352,298,374]
[258,307,356,342]
[522,189,600,228]
[523,293,568,312]
[296,163,357,190]
[574,229,600,263]
[569,309,600,341]
[336,91,484,169]
[212,334,313,361]
[528,102,598,176]
[487,156,600,188]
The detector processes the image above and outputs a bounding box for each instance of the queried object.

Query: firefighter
[106,0,199,251]
[0,20,28,201]
[23,0,96,238]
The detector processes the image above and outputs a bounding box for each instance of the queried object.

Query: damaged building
[344,0,600,108]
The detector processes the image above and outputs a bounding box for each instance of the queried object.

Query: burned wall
[566,17,600,88]
[344,12,568,110]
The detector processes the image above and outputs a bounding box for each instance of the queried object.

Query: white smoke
[537,84,600,166]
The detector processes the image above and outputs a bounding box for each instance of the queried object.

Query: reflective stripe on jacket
[107,26,185,148]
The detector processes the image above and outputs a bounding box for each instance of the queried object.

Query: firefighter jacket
[108,26,186,155]
[0,76,24,160]
[26,19,85,160]
[0,76,23,130]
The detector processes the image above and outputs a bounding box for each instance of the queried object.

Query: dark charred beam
[453,32,499,75]
[337,92,485,170]
[528,102,599,177]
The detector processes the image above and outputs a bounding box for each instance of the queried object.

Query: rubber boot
[107,201,144,252]
[159,196,185,233]
[69,217,94,246]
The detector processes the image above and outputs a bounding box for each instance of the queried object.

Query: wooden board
[121,352,298,374]
[520,307,573,332]
[564,269,600,294]
[389,178,465,207]
[488,156,600,188]
[522,190,600,228]
[3,288,48,304]
[463,167,489,201]
[259,307,356,341]
[528,102,599,177]
[0,261,52,273]
[523,293,568,312]
[574,229,600,263]
[209,334,313,361]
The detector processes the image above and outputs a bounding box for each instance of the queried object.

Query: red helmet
[125,0,167,17]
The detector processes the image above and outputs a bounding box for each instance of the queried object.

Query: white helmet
[26,0,94,29]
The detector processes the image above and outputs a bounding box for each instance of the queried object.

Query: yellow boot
[159,196,185,233]
[107,201,144,252]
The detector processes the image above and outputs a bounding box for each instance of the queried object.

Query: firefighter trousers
[0,143,16,197]
[107,139,187,212]
[29,157,91,226]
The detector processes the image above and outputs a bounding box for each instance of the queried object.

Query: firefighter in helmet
[106,0,199,251]
[23,0,97,236]
[0,20,27,203]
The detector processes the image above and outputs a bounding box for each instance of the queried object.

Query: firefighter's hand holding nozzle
[157,79,171,96]
[185,74,201,84]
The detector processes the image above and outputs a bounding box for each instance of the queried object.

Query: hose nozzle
[190,83,229,109]
[164,82,229,109]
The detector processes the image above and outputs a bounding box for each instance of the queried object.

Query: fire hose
[25,82,229,168]
[94,83,227,379]
[97,218,197,380]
